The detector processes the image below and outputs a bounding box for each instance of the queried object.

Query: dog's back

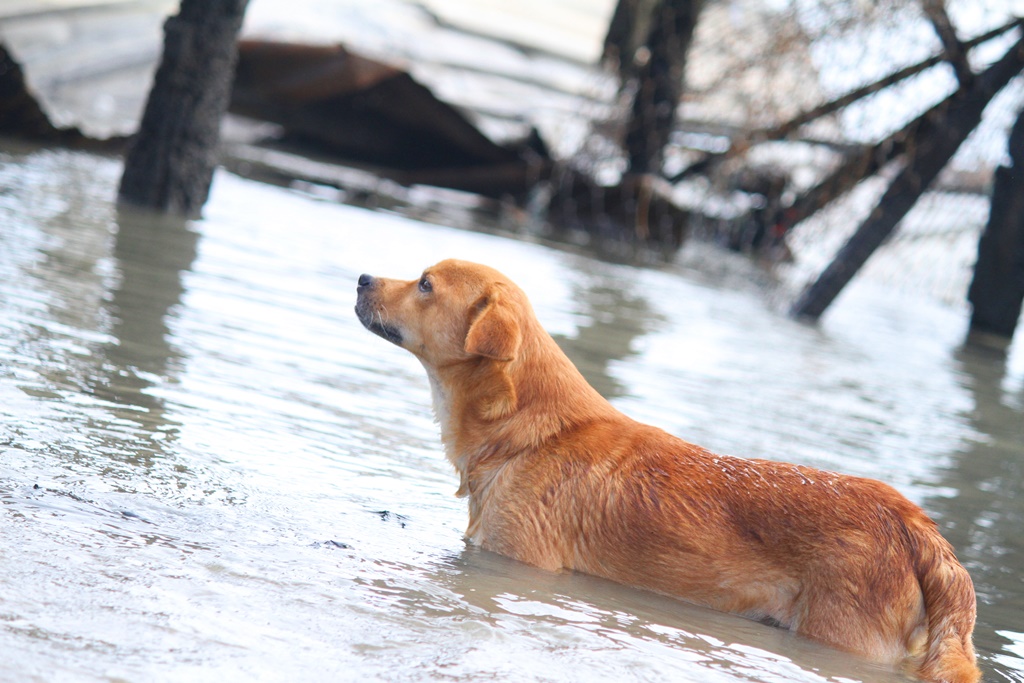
[472,414,977,681]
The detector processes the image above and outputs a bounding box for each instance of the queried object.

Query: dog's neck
[424,324,618,501]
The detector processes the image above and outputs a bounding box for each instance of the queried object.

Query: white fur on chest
[423,366,454,449]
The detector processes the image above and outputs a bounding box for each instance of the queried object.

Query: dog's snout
[354,271,404,346]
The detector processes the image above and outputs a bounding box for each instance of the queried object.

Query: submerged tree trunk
[621,0,703,175]
[968,107,1024,342]
[118,0,250,218]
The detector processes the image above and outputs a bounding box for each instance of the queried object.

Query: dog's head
[355,259,524,371]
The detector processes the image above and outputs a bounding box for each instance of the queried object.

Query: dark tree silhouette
[790,29,1024,320]
[118,0,250,218]
[606,0,704,175]
[968,106,1024,341]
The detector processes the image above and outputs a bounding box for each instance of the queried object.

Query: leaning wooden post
[118,0,251,218]
[790,33,1024,320]
[967,106,1024,343]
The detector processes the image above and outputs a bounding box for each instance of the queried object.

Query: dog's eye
[418,276,432,293]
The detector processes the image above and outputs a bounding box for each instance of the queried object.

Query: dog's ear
[465,289,521,362]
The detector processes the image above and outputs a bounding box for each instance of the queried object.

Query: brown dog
[355,259,979,683]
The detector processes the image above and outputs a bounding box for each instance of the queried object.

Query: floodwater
[1,144,1022,683]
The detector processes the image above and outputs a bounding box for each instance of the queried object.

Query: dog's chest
[424,368,453,440]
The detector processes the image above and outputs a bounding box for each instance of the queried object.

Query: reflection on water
[78,206,198,489]
[552,266,664,399]
[0,144,1022,682]
[102,207,197,416]
[939,346,1024,672]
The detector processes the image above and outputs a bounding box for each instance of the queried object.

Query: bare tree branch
[790,30,1024,320]
[669,18,1020,183]
[920,0,974,88]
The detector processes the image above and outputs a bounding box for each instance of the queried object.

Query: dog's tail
[912,519,980,683]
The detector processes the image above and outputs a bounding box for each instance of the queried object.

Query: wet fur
[355,259,979,683]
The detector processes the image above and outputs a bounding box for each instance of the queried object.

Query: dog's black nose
[357,274,374,288]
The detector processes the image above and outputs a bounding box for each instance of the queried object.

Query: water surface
[1,145,1022,682]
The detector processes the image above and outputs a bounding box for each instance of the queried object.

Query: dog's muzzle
[355,274,404,345]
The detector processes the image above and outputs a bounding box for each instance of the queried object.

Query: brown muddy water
[1,145,1022,682]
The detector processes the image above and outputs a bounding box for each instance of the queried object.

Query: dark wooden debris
[230,39,553,198]
[769,16,1017,241]
[548,170,690,254]
[0,43,126,150]
[229,39,689,252]
[670,18,1021,184]
[790,30,1024,320]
